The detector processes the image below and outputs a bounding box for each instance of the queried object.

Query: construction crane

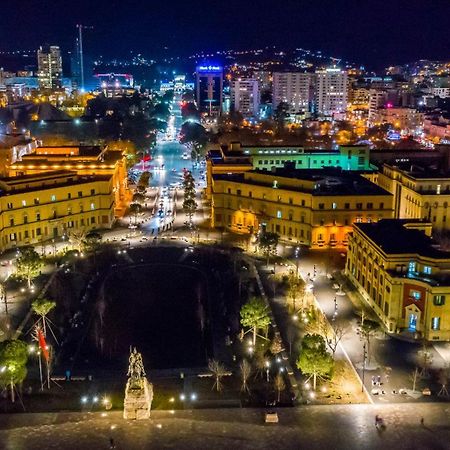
[76,24,93,90]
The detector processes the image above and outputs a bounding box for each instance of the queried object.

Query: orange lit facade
[8,145,130,217]
[211,169,393,248]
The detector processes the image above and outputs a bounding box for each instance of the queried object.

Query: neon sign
[197,65,223,72]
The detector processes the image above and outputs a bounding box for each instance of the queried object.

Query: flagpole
[38,351,43,391]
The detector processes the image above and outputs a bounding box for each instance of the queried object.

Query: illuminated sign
[197,65,223,73]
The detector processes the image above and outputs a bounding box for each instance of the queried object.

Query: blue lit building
[195,64,223,117]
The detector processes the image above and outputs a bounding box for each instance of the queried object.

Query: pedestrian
[109,437,116,449]
[377,375,381,385]
[371,376,376,386]
[420,417,424,426]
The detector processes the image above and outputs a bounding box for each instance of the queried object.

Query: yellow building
[211,168,393,248]
[346,219,450,341]
[369,161,450,232]
[0,171,115,250]
[8,144,130,217]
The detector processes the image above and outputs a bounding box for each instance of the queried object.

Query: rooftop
[214,167,390,196]
[355,219,450,259]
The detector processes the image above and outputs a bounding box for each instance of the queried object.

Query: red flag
[37,327,50,362]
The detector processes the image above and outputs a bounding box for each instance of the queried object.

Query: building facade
[195,64,223,116]
[346,219,450,341]
[0,171,115,250]
[272,72,313,113]
[211,168,393,248]
[37,45,62,90]
[230,78,260,117]
[315,67,348,117]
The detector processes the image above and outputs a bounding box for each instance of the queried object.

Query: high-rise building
[37,45,62,90]
[195,64,223,116]
[315,67,348,116]
[272,72,313,113]
[230,78,260,117]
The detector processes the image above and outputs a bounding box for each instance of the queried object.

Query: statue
[123,347,153,420]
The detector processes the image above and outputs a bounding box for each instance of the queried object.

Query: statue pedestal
[123,378,153,420]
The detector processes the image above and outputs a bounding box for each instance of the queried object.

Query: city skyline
[1,0,450,69]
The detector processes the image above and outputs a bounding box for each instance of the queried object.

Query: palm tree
[31,298,56,336]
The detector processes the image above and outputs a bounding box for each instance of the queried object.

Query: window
[90,203,95,210]
[237,189,241,196]
[332,202,337,210]
[90,189,95,195]
[24,230,29,239]
[36,228,41,236]
[34,198,40,205]
[68,193,72,199]
[318,203,325,209]
[433,295,445,306]
[21,200,26,207]
[24,216,28,224]
[431,317,440,331]
[344,203,350,209]
[78,191,83,197]
[249,191,252,198]
[408,261,416,273]
[379,202,384,209]
[7,202,13,209]
[289,198,293,205]
[356,203,362,210]
[91,217,96,224]
[277,210,282,219]
[410,290,421,300]
[367,203,373,209]
[36,212,41,221]
[9,233,16,241]
[423,266,432,275]
[9,218,14,227]
[51,195,56,202]
[301,200,305,206]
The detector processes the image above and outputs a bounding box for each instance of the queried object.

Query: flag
[37,327,50,362]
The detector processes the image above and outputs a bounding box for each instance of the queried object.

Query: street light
[295,246,300,276]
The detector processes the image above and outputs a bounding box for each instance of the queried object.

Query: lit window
[423,266,432,275]
[410,290,421,300]
[22,200,27,207]
[408,261,416,273]
[433,295,445,306]
[90,203,95,210]
[51,195,56,202]
[332,202,337,209]
[277,210,282,219]
[431,317,440,331]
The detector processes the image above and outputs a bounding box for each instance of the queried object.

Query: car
[265,411,279,423]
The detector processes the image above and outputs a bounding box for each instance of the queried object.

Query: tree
[296,333,334,390]
[137,171,151,193]
[16,247,43,288]
[32,298,56,336]
[129,202,142,225]
[270,334,283,355]
[0,339,28,402]
[274,373,286,402]
[240,359,252,393]
[315,314,348,357]
[257,231,279,266]
[240,297,271,346]
[273,101,290,134]
[287,272,306,312]
[208,359,227,393]
[182,171,197,227]
[70,230,87,252]
[84,231,102,252]
[359,319,379,364]
[132,192,145,205]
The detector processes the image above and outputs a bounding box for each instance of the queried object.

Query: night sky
[2,0,450,67]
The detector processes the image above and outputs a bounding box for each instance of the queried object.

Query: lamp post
[295,246,300,276]
[362,342,367,393]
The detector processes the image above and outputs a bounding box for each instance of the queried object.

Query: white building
[368,89,388,125]
[272,72,313,113]
[230,78,260,117]
[37,45,62,90]
[315,67,348,117]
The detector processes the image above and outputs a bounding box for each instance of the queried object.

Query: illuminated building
[346,219,450,341]
[211,167,393,248]
[0,171,114,250]
[315,67,348,117]
[370,106,423,131]
[95,73,135,97]
[272,72,314,113]
[368,148,450,231]
[230,78,260,117]
[206,142,372,197]
[8,144,130,217]
[195,64,223,116]
[37,45,62,90]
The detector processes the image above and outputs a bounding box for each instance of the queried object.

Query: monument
[123,347,153,420]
